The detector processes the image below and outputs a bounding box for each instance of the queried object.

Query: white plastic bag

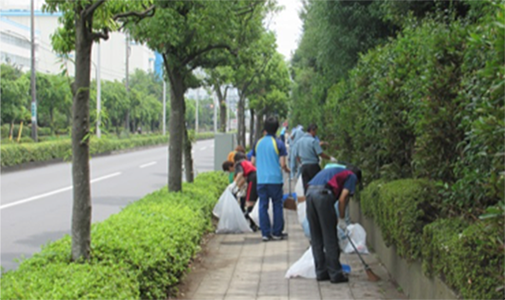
[215,189,252,234]
[295,176,304,196]
[285,247,316,279]
[339,223,369,254]
[213,188,231,218]
[249,199,273,227]
[297,201,306,225]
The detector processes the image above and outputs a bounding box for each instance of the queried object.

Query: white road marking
[0,172,122,210]
[139,162,157,168]
[200,147,207,151]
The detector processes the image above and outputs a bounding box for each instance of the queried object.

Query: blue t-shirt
[252,134,287,184]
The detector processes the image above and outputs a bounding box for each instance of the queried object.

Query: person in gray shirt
[296,124,330,194]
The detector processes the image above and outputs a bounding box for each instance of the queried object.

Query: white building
[0,16,38,73]
[0,8,155,82]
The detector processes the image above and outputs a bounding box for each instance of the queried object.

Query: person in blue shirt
[288,125,304,179]
[296,124,331,194]
[305,166,361,284]
[280,125,287,143]
[251,116,290,241]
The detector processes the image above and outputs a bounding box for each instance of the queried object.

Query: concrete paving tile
[190,293,225,300]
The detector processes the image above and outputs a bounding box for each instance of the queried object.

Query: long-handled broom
[346,232,381,282]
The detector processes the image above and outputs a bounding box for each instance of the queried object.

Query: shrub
[444,221,504,299]
[0,262,139,300]
[0,132,215,167]
[421,218,469,277]
[0,171,228,300]
[362,179,439,260]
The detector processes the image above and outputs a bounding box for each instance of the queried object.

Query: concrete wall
[349,200,460,299]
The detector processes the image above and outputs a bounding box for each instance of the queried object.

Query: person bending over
[305,166,361,284]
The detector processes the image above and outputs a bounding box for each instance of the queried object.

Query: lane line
[200,147,207,151]
[139,162,157,168]
[0,172,122,210]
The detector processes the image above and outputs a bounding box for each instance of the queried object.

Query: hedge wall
[0,132,215,167]
[0,171,228,300]
[361,179,504,299]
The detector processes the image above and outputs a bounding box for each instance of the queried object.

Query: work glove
[227,182,239,194]
[338,218,348,234]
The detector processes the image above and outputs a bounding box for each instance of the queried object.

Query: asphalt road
[0,138,216,271]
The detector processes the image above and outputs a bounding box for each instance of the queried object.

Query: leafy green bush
[421,218,469,277]
[0,171,228,300]
[0,132,215,167]
[362,179,439,260]
[0,262,139,300]
[443,221,504,299]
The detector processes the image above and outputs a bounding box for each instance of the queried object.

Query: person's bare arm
[251,156,256,166]
[234,173,246,188]
[320,152,331,160]
[280,156,290,173]
[338,188,350,218]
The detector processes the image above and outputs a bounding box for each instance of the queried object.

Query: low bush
[0,171,228,300]
[421,218,469,277]
[362,179,439,260]
[0,132,215,167]
[362,178,504,299]
[444,222,504,299]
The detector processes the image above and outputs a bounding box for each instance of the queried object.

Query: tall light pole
[30,0,37,142]
[195,89,199,133]
[96,42,101,138]
[213,93,217,133]
[162,80,166,135]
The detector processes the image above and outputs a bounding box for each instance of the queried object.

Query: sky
[3,0,303,60]
[270,0,303,60]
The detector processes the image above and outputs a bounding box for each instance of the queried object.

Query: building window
[0,32,32,49]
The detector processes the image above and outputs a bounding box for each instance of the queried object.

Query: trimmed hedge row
[361,179,504,299]
[0,171,228,300]
[0,132,215,167]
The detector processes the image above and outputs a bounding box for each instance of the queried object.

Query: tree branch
[182,44,234,66]
[84,0,107,19]
[113,4,156,21]
[91,28,110,41]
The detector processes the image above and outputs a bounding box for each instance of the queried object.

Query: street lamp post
[96,42,101,138]
[30,0,37,142]
[195,89,199,133]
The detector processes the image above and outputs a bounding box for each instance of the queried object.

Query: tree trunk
[214,84,227,133]
[249,108,255,147]
[71,13,93,262]
[168,70,185,191]
[183,124,194,182]
[237,93,246,147]
[255,109,264,143]
[9,121,14,140]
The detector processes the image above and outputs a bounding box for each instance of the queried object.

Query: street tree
[230,31,277,146]
[248,52,290,139]
[126,0,271,191]
[43,0,155,261]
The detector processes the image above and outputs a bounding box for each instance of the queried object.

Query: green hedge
[0,132,215,167]
[0,171,228,300]
[361,179,439,260]
[362,179,504,299]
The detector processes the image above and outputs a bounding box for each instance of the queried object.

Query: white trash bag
[213,187,231,218]
[249,198,273,227]
[285,247,316,279]
[215,189,252,234]
[340,223,369,254]
[297,201,306,225]
[295,176,304,196]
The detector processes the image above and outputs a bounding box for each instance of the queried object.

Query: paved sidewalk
[177,200,407,299]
